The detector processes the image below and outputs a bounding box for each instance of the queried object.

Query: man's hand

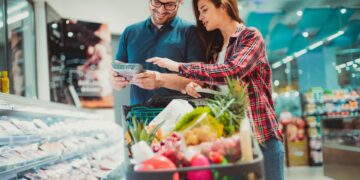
[146,57,180,72]
[133,70,164,90]
[110,71,129,90]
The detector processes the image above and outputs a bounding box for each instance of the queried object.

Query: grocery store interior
[0,0,359,179]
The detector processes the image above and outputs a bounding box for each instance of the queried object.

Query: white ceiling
[45,0,196,35]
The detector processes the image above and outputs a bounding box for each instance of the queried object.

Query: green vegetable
[174,106,212,131]
[127,116,163,146]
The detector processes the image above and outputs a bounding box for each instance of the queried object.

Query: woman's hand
[181,82,202,98]
[146,57,180,72]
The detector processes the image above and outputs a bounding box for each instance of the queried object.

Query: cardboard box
[285,138,309,166]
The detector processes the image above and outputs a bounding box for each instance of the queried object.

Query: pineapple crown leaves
[128,116,164,145]
[207,77,249,136]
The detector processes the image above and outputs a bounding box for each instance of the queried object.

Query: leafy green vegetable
[127,116,164,146]
[173,106,212,131]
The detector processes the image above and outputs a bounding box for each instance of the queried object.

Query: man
[111,0,205,105]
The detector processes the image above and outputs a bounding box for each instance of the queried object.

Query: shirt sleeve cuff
[178,64,190,78]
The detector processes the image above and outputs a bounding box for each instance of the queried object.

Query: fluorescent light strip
[308,41,324,50]
[294,49,308,58]
[7,11,29,24]
[272,62,282,69]
[272,30,345,69]
[8,2,28,14]
[327,30,344,41]
[282,56,294,63]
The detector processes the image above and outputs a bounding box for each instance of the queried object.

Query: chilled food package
[112,61,145,81]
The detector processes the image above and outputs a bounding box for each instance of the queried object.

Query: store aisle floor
[285,166,333,180]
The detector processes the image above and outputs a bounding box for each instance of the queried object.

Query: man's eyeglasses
[150,0,178,11]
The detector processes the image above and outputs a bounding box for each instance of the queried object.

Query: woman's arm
[159,73,204,91]
[178,28,265,84]
[149,28,266,85]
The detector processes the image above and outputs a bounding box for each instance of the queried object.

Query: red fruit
[209,151,223,164]
[295,118,306,128]
[297,129,305,140]
[152,145,160,153]
[172,133,179,138]
[280,118,292,126]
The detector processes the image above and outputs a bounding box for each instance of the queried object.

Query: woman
[146,0,284,179]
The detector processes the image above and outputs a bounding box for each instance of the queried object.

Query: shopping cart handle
[145,93,214,107]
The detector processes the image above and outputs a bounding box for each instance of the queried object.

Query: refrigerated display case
[0,93,123,179]
[322,115,360,180]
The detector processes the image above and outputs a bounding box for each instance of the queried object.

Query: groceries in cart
[124,78,261,179]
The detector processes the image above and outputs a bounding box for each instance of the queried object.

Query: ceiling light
[51,23,58,29]
[8,2,28,14]
[297,11,303,17]
[340,8,347,14]
[67,32,74,38]
[294,91,300,97]
[327,30,344,41]
[302,32,309,38]
[7,11,29,24]
[308,41,324,50]
[282,56,294,64]
[294,49,308,58]
[272,62,282,69]
[274,80,280,87]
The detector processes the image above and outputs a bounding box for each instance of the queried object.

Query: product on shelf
[1,71,10,94]
[0,95,123,179]
[279,111,309,166]
[302,88,360,166]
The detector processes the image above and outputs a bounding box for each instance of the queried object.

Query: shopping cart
[120,94,265,180]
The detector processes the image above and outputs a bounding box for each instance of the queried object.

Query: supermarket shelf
[0,141,118,178]
[0,94,97,120]
[0,156,58,179]
[323,142,360,153]
[103,163,124,180]
[304,98,360,104]
[304,109,359,116]
[0,135,42,146]
[0,131,106,147]
[321,114,360,120]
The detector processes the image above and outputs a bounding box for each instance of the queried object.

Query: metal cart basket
[120,94,265,180]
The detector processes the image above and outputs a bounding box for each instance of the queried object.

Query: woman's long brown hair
[192,0,243,62]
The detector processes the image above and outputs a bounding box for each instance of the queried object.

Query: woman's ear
[220,4,226,11]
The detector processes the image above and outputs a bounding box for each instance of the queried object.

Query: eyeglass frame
[150,0,179,11]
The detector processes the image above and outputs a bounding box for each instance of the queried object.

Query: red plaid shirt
[179,25,282,143]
